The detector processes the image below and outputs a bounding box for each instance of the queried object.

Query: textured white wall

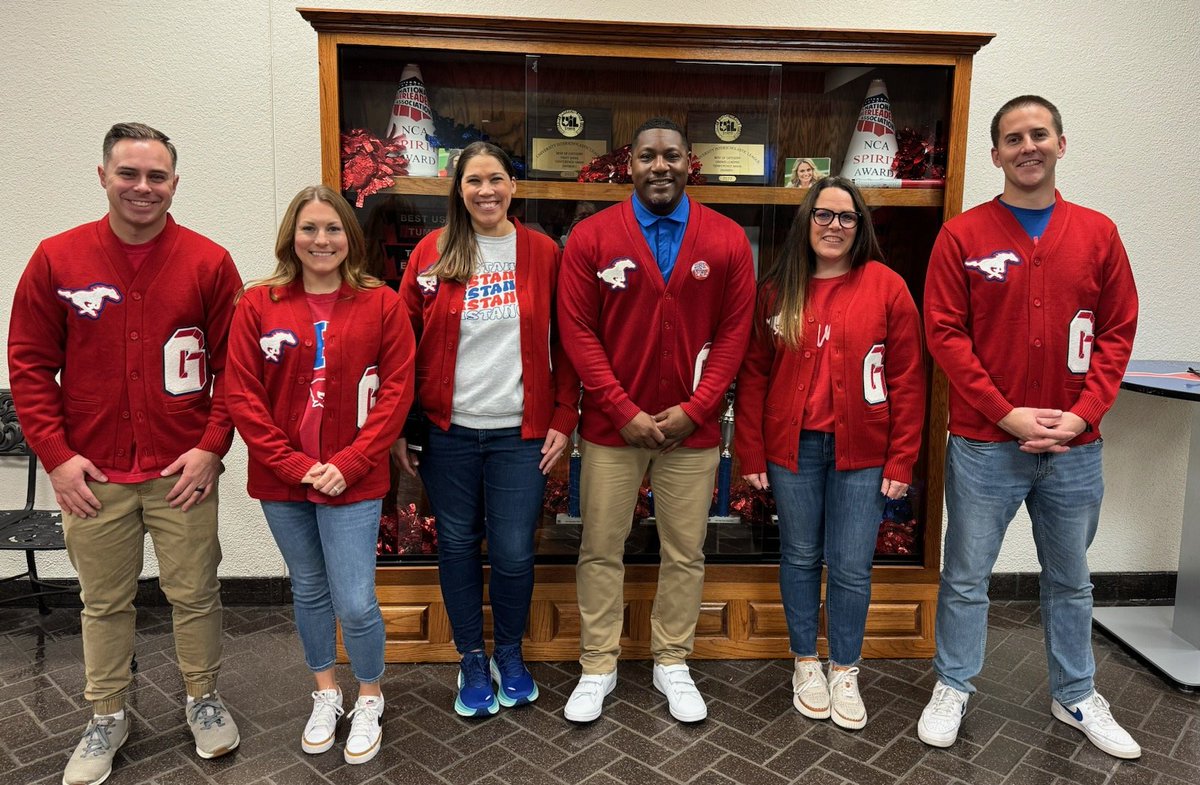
[1,0,1197,579]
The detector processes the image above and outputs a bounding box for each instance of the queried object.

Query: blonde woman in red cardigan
[227,185,415,765]
[736,177,925,731]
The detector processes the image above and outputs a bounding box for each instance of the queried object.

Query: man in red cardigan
[919,96,1140,759]
[558,118,755,724]
[8,123,242,785]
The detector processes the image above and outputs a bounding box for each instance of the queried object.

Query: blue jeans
[767,431,885,665]
[420,424,546,653]
[261,499,385,684]
[935,436,1104,705]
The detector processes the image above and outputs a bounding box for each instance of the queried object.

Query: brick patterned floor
[2,602,1197,784]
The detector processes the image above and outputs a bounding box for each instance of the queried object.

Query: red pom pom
[341,129,409,208]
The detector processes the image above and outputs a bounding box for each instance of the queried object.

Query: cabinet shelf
[383,177,945,207]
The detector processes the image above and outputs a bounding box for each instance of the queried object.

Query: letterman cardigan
[401,220,579,439]
[226,280,415,503]
[8,215,241,473]
[735,262,926,483]
[558,198,756,448]
[925,193,1138,443]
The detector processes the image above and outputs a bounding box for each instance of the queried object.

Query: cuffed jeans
[934,435,1104,705]
[767,431,884,665]
[420,424,546,653]
[261,499,385,684]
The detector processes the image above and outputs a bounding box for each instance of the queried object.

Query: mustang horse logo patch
[57,284,122,318]
[964,250,1021,282]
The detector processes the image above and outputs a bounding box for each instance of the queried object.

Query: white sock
[96,709,125,721]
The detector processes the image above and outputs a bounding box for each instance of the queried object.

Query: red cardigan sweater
[925,194,1138,443]
[735,262,926,483]
[401,221,579,439]
[226,280,415,503]
[8,215,241,473]
[558,198,756,447]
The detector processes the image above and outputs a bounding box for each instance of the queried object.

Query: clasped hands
[303,462,348,496]
[619,406,697,452]
[999,407,1087,454]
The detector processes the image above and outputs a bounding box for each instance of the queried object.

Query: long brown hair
[760,177,883,349]
[245,185,381,299]
[428,141,517,283]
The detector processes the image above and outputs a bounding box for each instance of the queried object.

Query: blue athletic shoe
[455,652,499,717]
[490,644,539,707]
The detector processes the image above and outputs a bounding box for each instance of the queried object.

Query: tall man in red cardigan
[918,96,1140,758]
[558,118,755,723]
[8,123,243,785]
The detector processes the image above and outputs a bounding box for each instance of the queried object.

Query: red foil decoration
[728,481,777,526]
[378,502,438,556]
[543,478,569,516]
[891,127,946,181]
[341,129,408,208]
[875,520,917,556]
[577,144,706,185]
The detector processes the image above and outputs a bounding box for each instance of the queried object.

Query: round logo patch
[691,261,711,280]
[714,114,742,142]
[556,109,584,138]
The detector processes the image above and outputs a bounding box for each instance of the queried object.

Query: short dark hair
[990,96,1063,147]
[103,122,177,169]
[632,117,689,150]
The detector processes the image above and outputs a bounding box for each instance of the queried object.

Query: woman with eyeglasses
[735,176,925,730]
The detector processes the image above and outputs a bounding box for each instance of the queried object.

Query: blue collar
[632,192,690,228]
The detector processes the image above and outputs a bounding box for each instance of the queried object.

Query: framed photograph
[782,157,831,188]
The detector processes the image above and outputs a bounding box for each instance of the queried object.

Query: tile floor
[2,602,1197,785]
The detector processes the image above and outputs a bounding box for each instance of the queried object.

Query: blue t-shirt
[1001,199,1055,242]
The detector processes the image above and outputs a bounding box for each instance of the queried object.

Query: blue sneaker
[490,644,539,707]
[455,652,499,717]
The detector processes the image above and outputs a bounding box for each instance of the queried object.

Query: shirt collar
[632,192,690,228]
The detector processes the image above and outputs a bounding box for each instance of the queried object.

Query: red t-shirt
[299,292,339,500]
[801,275,845,433]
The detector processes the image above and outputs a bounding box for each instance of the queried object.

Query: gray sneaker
[186,693,240,759]
[62,714,129,785]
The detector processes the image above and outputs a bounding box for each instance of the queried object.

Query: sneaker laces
[80,718,118,758]
[308,690,344,734]
[1074,693,1120,729]
[830,666,860,693]
[795,661,826,695]
[927,682,967,718]
[347,697,383,740]
[188,695,229,730]
[461,652,491,690]
[493,645,527,682]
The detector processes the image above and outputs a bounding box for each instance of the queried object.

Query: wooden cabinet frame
[301,8,992,661]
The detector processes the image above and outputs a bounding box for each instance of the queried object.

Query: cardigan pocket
[64,393,100,414]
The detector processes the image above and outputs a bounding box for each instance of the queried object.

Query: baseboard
[0,572,1179,609]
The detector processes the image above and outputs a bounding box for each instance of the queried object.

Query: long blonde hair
[245,185,382,299]
[427,141,517,283]
[759,177,883,349]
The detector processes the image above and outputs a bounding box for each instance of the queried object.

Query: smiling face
[98,139,178,242]
[808,186,858,273]
[293,199,348,292]
[991,103,1066,205]
[459,153,516,236]
[631,128,689,215]
[795,161,815,186]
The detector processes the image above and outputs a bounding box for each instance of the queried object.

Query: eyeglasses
[811,208,861,229]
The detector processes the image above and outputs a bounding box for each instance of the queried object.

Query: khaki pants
[62,477,224,714]
[576,440,718,673]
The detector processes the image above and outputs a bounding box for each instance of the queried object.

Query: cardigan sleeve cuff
[609,398,644,433]
[737,448,767,477]
[34,433,77,474]
[1069,392,1107,431]
[678,400,707,431]
[328,447,372,487]
[549,406,579,437]
[197,424,235,458]
[976,390,1015,427]
[882,456,916,486]
[277,453,318,485]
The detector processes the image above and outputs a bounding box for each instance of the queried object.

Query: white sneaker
[828,666,867,730]
[1051,692,1141,759]
[917,681,969,747]
[792,659,830,719]
[301,689,343,754]
[652,663,707,723]
[343,695,383,765]
[564,671,617,723]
